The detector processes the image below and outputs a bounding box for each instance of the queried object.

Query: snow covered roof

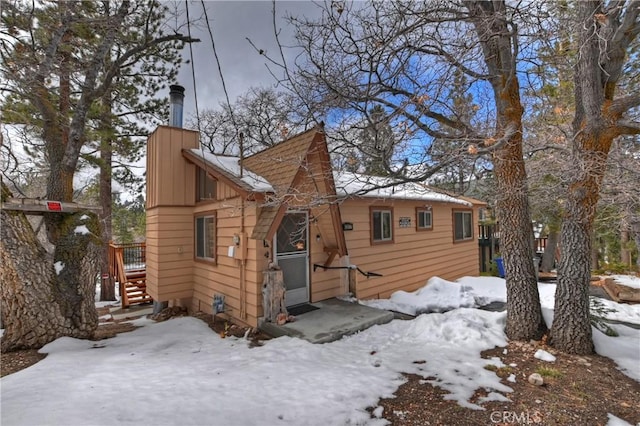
[186,149,473,206]
[334,172,473,206]
[187,149,274,192]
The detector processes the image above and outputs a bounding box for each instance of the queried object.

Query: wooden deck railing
[108,242,151,308]
[478,223,549,273]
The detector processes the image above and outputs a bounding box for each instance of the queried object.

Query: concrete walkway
[260,298,394,344]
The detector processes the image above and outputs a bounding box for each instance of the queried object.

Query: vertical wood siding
[146,126,198,208]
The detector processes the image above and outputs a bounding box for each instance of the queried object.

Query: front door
[275,212,309,307]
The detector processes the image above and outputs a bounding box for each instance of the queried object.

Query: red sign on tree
[46,201,62,211]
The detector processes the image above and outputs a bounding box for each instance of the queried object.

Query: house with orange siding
[145,124,485,327]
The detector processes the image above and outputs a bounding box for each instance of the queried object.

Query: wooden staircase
[109,242,152,308]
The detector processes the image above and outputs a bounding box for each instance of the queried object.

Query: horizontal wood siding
[146,206,195,301]
[341,199,480,300]
[191,197,262,327]
[146,126,198,208]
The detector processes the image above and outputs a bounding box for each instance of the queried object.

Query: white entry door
[275,212,309,306]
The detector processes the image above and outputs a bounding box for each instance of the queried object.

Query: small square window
[453,210,473,242]
[371,208,393,244]
[197,168,216,201]
[416,209,433,230]
[195,215,216,260]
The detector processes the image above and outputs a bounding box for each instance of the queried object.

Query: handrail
[312,263,383,278]
[107,241,149,308]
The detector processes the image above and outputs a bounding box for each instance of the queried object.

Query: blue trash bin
[495,257,505,278]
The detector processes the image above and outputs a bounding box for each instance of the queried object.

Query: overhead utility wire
[200,0,244,166]
[185,0,200,132]
[200,1,247,321]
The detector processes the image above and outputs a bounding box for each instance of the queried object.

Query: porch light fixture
[342,222,354,231]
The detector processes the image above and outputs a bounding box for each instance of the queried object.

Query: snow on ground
[362,277,476,315]
[1,309,510,426]
[362,276,640,382]
[593,323,640,382]
[534,349,556,362]
[363,276,640,326]
[2,275,639,426]
[612,274,640,289]
[607,412,635,426]
[94,282,120,309]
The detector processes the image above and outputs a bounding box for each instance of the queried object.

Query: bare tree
[550,1,640,354]
[192,87,311,155]
[277,0,545,339]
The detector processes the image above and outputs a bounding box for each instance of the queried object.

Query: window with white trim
[416,209,433,230]
[195,215,216,260]
[371,208,393,243]
[454,210,473,241]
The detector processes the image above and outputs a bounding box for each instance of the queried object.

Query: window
[416,208,433,231]
[197,167,216,201]
[371,207,393,244]
[453,210,473,241]
[195,215,216,261]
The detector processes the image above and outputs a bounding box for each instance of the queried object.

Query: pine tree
[0,0,197,350]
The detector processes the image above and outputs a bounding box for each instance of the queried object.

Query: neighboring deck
[478,223,549,274]
[108,242,152,308]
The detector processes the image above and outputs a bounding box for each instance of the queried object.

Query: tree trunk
[1,187,100,351]
[590,234,600,271]
[99,92,116,301]
[620,229,630,266]
[541,230,559,273]
[549,0,631,355]
[466,0,545,341]
[631,217,640,271]
[494,132,546,341]
[551,181,597,354]
[551,134,612,354]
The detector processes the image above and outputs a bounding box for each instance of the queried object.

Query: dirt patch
[91,321,140,340]
[191,311,271,347]
[372,339,640,425]
[1,349,47,377]
[1,321,140,377]
[2,305,140,376]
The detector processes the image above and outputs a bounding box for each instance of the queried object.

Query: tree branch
[610,92,640,116]
[475,121,519,154]
[615,119,640,136]
[63,0,132,174]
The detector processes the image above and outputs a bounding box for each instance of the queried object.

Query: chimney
[169,84,185,128]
